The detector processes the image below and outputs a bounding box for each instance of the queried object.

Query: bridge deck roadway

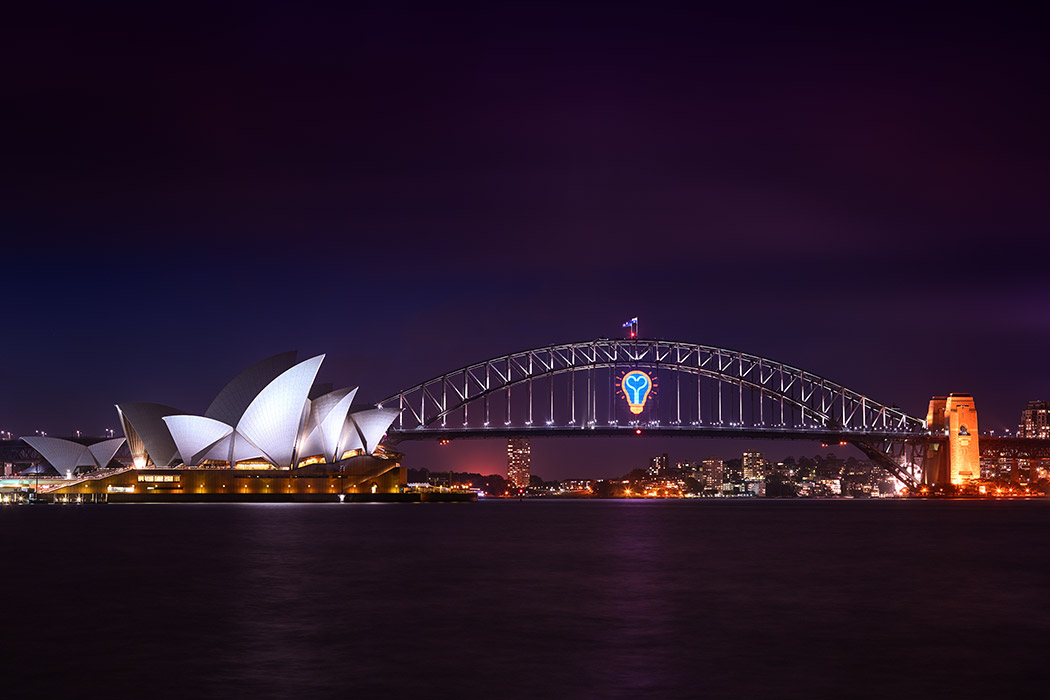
[387,426,935,444]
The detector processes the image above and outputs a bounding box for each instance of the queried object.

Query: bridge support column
[926,394,980,484]
[921,441,948,485]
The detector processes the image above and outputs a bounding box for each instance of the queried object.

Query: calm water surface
[2,499,1048,699]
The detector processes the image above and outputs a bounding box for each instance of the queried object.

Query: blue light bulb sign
[620,370,653,415]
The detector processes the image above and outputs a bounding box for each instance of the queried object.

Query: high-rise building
[742,451,765,480]
[648,453,669,475]
[1018,401,1050,439]
[700,458,723,490]
[507,437,531,489]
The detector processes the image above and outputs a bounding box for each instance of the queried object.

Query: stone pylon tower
[945,394,979,483]
[925,394,980,484]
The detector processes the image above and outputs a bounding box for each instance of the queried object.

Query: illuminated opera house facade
[23,352,405,501]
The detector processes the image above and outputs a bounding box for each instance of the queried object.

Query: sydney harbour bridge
[378,338,1050,489]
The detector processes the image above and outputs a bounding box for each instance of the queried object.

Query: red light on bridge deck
[635,428,642,435]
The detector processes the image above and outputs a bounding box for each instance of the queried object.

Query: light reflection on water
[1,499,1048,699]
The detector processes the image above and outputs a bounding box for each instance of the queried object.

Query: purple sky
[3,2,1048,479]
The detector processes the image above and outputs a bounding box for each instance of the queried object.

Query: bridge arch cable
[378,339,926,436]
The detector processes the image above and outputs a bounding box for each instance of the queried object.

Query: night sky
[4,2,1048,479]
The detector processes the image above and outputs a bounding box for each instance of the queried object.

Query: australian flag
[622,317,638,328]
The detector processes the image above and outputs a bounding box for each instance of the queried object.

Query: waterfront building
[507,437,530,489]
[648,453,669,475]
[1018,401,1050,439]
[40,456,406,502]
[820,478,842,496]
[111,352,399,471]
[722,457,743,483]
[742,451,764,480]
[721,480,747,496]
[17,351,407,500]
[980,452,1016,481]
[746,481,766,497]
[700,458,723,491]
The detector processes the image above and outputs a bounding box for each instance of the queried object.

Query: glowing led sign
[620,370,653,415]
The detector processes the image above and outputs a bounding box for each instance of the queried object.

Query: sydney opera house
[15,352,406,502]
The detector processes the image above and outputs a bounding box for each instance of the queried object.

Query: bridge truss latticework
[382,340,925,434]
[379,340,929,485]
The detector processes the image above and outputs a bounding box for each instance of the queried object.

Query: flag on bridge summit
[622,317,638,328]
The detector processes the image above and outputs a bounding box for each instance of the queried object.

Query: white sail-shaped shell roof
[235,355,325,468]
[205,351,297,427]
[188,432,265,464]
[195,435,231,463]
[21,436,125,474]
[311,387,358,463]
[116,402,185,467]
[163,415,234,467]
[22,436,92,473]
[229,433,266,463]
[296,421,323,465]
[340,420,365,456]
[112,351,398,470]
[348,408,400,455]
[87,438,127,470]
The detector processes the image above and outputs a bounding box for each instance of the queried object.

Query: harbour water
[1,499,1047,699]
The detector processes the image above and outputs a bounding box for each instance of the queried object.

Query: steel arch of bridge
[380,339,926,437]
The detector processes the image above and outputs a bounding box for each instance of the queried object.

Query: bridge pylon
[924,394,979,485]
